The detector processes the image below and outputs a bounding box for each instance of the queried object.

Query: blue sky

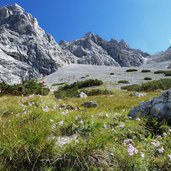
[0,0,171,54]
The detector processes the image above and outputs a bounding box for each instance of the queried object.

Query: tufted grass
[1,90,171,170]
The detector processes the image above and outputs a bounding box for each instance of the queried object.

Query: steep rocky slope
[59,32,150,67]
[0,4,69,84]
[145,47,171,69]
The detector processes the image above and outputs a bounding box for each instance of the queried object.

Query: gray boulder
[129,89,171,123]
[81,101,98,108]
[76,92,88,98]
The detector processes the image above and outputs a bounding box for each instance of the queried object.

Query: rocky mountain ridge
[59,32,150,67]
[1,4,171,84]
[0,4,69,84]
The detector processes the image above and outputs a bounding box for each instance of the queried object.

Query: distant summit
[59,32,149,67]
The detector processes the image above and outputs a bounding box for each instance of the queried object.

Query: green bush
[154,70,165,74]
[141,69,151,73]
[164,70,171,76]
[118,80,130,84]
[84,89,113,96]
[144,77,152,80]
[126,69,138,72]
[0,80,50,96]
[54,79,103,99]
[62,79,103,90]
[121,78,171,92]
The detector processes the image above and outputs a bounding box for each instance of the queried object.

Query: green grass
[1,88,171,170]
[122,78,171,92]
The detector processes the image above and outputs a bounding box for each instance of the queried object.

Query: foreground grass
[1,90,171,170]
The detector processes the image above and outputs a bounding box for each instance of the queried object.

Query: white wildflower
[140,152,145,158]
[58,120,64,126]
[158,146,164,154]
[168,154,171,160]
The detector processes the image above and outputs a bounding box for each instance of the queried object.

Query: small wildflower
[124,139,132,144]
[168,154,171,160]
[119,124,125,128]
[42,106,49,112]
[158,146,164,154]
[80,120,84,124]
[50,119,54,122]
[58,120,64,126]
[163,132,167,136]
[151,141,160,147]
[51,124,56,129]
[128,144,138,156]
[136,118,140,121]
[140,152,145,158]
[103,123,107,129]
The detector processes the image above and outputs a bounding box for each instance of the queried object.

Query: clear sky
[0,0,171,54]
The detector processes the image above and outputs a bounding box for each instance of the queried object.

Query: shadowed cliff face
[59,32,150,67]
[0,4,69,84]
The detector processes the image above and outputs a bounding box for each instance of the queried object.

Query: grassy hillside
[1,89,171,170]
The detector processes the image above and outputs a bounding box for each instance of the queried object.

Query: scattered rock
[56,134,78,147]
[76,92,88,98]
[59,104,80,111]
[81,101,98,108]
[131,92,146,98]
[129,89,171,124]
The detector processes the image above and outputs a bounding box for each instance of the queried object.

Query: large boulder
[129,89,171,124]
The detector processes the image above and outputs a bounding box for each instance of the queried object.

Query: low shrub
[126,69,138,72]
[118,80,130,84]
[62,79,103,90]
[154,70,165,74]
[51,82,66,86]
[54,79,103,99]
[144,77,152,80]
[121,78,171,92]
[84,89,113,96]
[0,80,50,96]
[164,70,171,76]
[141,69,151,73]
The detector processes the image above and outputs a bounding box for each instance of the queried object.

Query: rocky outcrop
[146,47,171,69]
[60,32,150,67]
[0,4,69,84]
[129,89,171,124]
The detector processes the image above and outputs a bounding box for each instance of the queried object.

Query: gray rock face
[60,32,149,67]
[146,47,171,69]
[0,4,69,84]
[129,89,171,123]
